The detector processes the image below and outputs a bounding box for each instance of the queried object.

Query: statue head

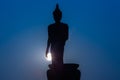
[53,4,62,23]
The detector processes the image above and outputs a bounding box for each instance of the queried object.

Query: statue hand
[45,49,48,57]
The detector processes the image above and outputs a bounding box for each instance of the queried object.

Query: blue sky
[0,0,120,80]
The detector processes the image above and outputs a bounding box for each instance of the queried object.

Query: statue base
[47,63,81,80]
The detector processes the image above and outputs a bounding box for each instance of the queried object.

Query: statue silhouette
[46,4,68,66]
[46,4,81,80]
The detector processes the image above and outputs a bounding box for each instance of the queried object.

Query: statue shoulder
[48,23,55,29]
[61,22,68,28]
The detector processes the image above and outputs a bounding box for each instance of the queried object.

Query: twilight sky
[0,0,120,80]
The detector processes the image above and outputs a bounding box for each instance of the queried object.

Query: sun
[46,52,52,61]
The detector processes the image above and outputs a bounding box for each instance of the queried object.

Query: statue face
[53,14,62,23]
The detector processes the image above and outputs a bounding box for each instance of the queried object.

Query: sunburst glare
[46,52,52,61]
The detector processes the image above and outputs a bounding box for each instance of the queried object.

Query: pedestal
[47,64,81,80]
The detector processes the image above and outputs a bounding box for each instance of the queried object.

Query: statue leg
[51,45,64,66]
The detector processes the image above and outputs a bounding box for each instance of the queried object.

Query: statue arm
[65,24,69,40]
[46,37,50,57]
[46,26,51,57]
